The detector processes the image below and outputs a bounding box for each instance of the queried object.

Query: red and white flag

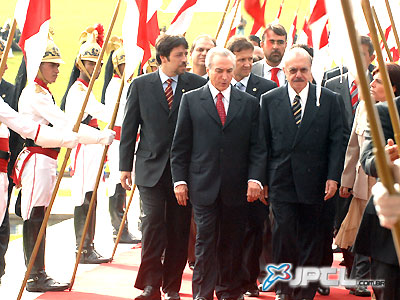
[166,0,198,35]
[297,17,313,47]
[286,11,298,48]
[249,0,266,36]
[272,0,284,24]
[14,0,50,82]
[123,0,162,79]
[245,0,265,34]
[216,0,241,46]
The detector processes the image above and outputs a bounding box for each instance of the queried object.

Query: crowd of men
[0,20,399,300]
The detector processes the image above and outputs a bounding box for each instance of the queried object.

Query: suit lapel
[293,84,319,146]
[170,73,187,114]
[246,74,258,97]
[150,71,170,113]
[278,85,298,132]
[200,85,222,125]
[224,87,241,128]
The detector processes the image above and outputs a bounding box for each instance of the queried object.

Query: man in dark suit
[261,47,343,300]
[356,98,400,300]
[119,34,207,300]
[226,36,276,297]
[171,47,266,300]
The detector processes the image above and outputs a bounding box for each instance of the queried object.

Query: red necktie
[350,80,359,114]
[165,78,174,109]
[216,92,226,125]
[270,67,280,87]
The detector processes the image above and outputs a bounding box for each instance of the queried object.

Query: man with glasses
[260,47,343,300]
[252,24,287,87]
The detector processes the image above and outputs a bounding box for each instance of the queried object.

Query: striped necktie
[165,78,174,109]
[292,95,302,127]
[350,80,359,114]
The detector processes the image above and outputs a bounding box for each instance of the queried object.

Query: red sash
[0,138,9,173]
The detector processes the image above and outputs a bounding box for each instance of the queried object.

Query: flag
[216,0,241,46]
[272,0,284,24]
[14,0,50,82]
[166,0,198,35]
[286,11,297,48]
[163,0,226,12]
[297,17,313,47]
[123,0,162,79]
[250,0,266,35]
[245,0,265,29]
[308,0,326,25]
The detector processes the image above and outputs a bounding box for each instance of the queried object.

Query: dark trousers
[272,201,324,300]
[192,196,246,300]
[0,179,13,278]
[135,165,191,293]
[319,197,336,268]
[371,258,400,300]
[242,201,268,289]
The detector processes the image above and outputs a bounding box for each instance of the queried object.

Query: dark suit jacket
[261,83,344,204]
[170,83,266,207]
[245,73,277,101]
[356,98,400,266]
[0,79,16,109]
[119,71,207,187]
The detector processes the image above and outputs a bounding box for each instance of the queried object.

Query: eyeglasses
[287,67,310,75]
[268,39,285,45]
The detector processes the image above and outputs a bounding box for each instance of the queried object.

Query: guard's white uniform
[104,76,128,197]
[65,79,111,205]
[0,124,9,226]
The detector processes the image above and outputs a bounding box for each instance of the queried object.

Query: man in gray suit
[120,34,207,300]
[251,24,287,87]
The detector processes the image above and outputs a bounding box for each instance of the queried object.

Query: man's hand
[259,185,269,205]
[120,171,132,190]
[372,182,400,229]
[174,184,189,206]
[339,186,351,198]
[324,179,338,201]
[247,181,262,202]
[385,138,399,162]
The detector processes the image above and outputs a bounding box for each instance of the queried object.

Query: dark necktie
[292,95,302,127]
[270,67,280,87]
[165,78,174,109]
[216,92,226,125]
[350,80,359,114]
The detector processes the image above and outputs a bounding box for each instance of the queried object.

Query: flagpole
[111,184,137,261]
[371,6,393,62]
[363,2,400,146]
[384,0,400,58]
[215,0,231,40]
[224,0,241,48]
[358,0,400,264]
[69,71,125,290]
[16,1,122,299]
[0,19,17,82]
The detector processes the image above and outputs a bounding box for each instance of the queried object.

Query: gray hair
[283,47,313,68]
[205,47,236,69]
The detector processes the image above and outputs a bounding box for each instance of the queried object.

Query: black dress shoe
[164,291,180,300]
[135,286,161,300]
[114,229,141,244]
[275,294,292,300]
[317,285,330,296]
[26,271,69,292]
[79,248,110,264]
[350,286,371,297]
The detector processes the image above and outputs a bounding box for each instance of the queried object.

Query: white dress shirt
[159,69,179,94]
[262,60,285,86]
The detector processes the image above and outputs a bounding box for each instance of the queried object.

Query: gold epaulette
[77,82,86,92]
[35,84,47,95]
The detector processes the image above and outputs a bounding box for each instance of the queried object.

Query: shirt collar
[264,60,284,73]
[288,82,310,103]
[208,82,231,102]
[159,69,179,84]
[231,74,250,88]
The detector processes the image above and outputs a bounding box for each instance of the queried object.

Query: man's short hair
[248,35,261,47]
[226,36,254,53]
[284,47,313,67]
[190,34,216,54]
[205,47,236,69]
[360,35,374,56]
[290,44,314,58]
[155,34,188,65]
[262,24,287,42]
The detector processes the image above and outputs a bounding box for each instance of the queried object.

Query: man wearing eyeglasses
[260,47,343,300]
[251,24,287,87]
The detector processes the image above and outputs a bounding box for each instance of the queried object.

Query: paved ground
[0,177,142,300]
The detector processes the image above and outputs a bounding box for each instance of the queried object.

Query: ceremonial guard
[62,25,113,264]
[103,37,138,243]
[13,35,114,292]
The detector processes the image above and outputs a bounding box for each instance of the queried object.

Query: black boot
[23,206,69,292]
[75,192,109,264]
[109,184,139,244]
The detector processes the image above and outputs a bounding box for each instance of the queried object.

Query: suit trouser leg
[371,258,400,300]
[0,180,13,278]
[319,197,335,268]
[350,253,370,280]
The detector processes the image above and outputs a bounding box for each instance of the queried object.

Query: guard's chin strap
[76,56,92,81]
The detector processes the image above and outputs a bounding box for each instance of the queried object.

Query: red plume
[94,23,104,47]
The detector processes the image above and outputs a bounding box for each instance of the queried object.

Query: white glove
[372,182,400,229]
[96,128,116,145]
[35,124,79,149]
[77,125,115,145]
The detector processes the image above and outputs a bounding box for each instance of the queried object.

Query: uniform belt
[0,150,10,160]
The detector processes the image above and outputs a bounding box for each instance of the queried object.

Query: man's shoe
[114,229,141,244]
[135,286,161,300]
[26,271,69,292]
[350,286,371,297]
[275,294,292,300]
[79,248,110,264]
[317,285,330,296]
[164,291,180,300]
[244,288,259,297]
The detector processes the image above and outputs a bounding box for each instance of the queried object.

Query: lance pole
[224,0,242,48]
[0,19,17,82]
[215,0,232,40]
[371,6,393,62]
[384,0,400,58]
